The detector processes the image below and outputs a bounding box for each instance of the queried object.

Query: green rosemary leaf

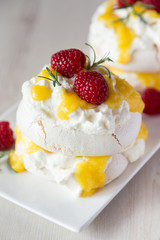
[134,12,148,24]
[113,1,153,25]
[0,150,11,158]
[137,3,155,9]
[99,65,112,79]
[45,67,61,86]
[37,76,53,81]
[85,43,113,79]
[85,43,96,63]
[46,67,56,80]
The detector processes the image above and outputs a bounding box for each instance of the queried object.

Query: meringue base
[9,127,146,197]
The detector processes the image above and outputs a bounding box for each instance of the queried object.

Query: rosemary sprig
[37,65,61,87]
[116,0,130,8]
[0,150,11,159]
[0,150,12,172]
[114,1,155,24]
[85,43,113,78]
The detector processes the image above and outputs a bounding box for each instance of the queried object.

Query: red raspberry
[142,88,160,115]
[142,0,160,13]
[73,71,109,105]
[0,121,15,150]
[51,49,86,78]
[117,0,138,8]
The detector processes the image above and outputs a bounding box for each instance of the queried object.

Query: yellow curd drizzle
[31,85,52,101]
[136,72,160,90]
[9,127,51,172]
[32,66,61,101]
[23,138,51,155]
[98,0,137,64]
[9,152,25,173]
[15,125,23,144]
[146,9,160,19]
[57,88,96,120]
[109,66,160,91]
[108,66,124,76]
[136,122,148,141]
[104,75,144,113]
[36,68,51,82]
[14,126,51,155]
[57,74,144,120]
[36,67,60,83]
[9,126,25,172]
[74,156,110,197]
[132,2,160,19]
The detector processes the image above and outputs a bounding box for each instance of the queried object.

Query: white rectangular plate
[0,104,160,232]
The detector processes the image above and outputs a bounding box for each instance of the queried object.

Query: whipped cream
[123,139,145,162]
[23,151,79,183]
[88,2,160,72]
[15,136,145,197]
[20,67,131,135]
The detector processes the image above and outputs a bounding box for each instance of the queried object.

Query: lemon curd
[11,127,111,196]
[57,74,144,120]
[57,88,96,120]
[36,67,60,83]
[15,126,51,155]
[98,0,137,64]
[136,72,160,90]
[31,85,52,101]
[109,67,160,91]
[74,156,110,197]
[132,3,160,19]
[12,126,111,196]
[9,126,26,172]
[36,68,51,82]
[31,67,56,101]
[11,121,146,196]
[137,122,148,141]
[9,152,25,173]
[104,75,144,112]
[147,9,160,19]
[9,127,51,172]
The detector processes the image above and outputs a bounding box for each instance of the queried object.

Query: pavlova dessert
[9,46,148,197]
[88,0,160,115]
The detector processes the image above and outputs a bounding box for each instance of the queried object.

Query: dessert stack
[88,0,160,115]
[9,46,147,197]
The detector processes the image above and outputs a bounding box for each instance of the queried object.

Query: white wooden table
[0,0,160,239]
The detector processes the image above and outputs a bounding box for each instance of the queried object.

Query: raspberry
[117,0,138,8]
[142,88,160,115]
[51,49,86,78]
[73,71,109,105]
[142,0,160,13]
[0,121,15,150]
